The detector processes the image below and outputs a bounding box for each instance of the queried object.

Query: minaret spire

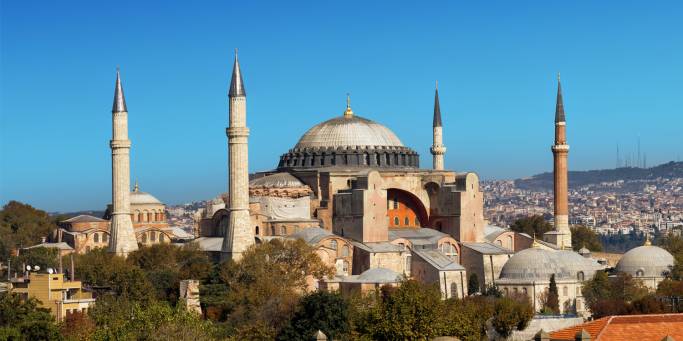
[555,72,565,123]
[228,49,246,97]
[108,68,138,256]
[430,81,446,170]
[222,49,253,261]
[112,67,128,113]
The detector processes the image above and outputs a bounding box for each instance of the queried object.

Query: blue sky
[1,1,682,212]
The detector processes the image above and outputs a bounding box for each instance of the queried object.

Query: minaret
[550,73,572,249]
[221,50,254,261]
[108,68,139,256]
[430,81,446,170]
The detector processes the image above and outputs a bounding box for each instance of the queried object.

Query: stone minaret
[108,69,139,256]
[430,81,446,170]
[550,74,572,249]
[221,50,254,261]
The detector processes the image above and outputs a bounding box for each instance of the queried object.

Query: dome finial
[343,93,354,118]
[531,233,542,248]
[644,232,652,246]
[134,179,139,192]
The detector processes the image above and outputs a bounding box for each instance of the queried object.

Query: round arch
[386,188,428,228]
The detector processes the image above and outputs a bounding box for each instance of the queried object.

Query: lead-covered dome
[278,103,419,170]
[295,115,404,149]
[616,245,674,278]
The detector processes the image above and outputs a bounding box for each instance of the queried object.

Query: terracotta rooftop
[550,313,683,341]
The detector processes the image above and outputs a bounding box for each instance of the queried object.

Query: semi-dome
[278,102,419,170]
[295,115,404,149]
[250,172,307,188]
[616,245,674,278]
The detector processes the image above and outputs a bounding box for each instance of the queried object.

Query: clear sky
[1,1,682,212]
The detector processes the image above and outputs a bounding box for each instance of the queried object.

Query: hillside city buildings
[483,176,683,236]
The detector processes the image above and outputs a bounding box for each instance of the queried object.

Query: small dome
[616,245,674,278]
[130,191,162,205]
[295,115,403,149]
[578,247,590,255]
[250,172,306,188]
[357,267,402,283]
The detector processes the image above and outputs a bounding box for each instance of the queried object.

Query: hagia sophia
[38,52,675,317]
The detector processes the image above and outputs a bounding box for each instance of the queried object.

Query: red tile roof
[550,313,683,341]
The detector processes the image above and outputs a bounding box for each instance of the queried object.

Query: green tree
[571,225,603,251]
[0,292,62,341]
[467,273,480,295]
[277,291,350,341]
[510,215,553,238]
[582,271,650,318]
[89,295,217,341]
[658,234,683,280]
[441,296,494,341]
[0,201,59,276]
[11,246,59,275]
[362,281,446,341]
[491,297,534,338]
[545,274,559,314]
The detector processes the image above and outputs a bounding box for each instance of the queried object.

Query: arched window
[404,217,410,226]
[142,233,147,243]
[503,287,509,295]
[496,240,502,246]
[563,286,568,296]
[280,226,286,235]
[148,212,153,222]
[255,226,260,235]
[103,233,108,242]
[450,283,458,298]
[93,233,99,243]
[513,287,518,294]
[151,231,156,242]
[342,245,350,257]
[160,233,165,242]
[330,240,338,250]
[405,255,411,274]
[522,287,528,295]
[636,269,644,277]
[394,217,399,225]
[414,217,419,226]
[138,212,144,222]
[577,271,585,281]
[270,226,276,235]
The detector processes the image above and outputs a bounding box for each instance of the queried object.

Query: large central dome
[277,102,419,170]
[295,115,404,149]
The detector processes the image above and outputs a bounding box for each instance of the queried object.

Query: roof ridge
[595,316,614,340]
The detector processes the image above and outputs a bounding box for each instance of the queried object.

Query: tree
[362,281,445,341]
[88,295,217,341]
[571,225,603,251]
[658,234,683,280]
[467,273,480,295]
[0,201,59,276]
[510,215,553,238]
[11,246,59,275]
[441,296,494,341]
[582,271,650,318]
[0,292,62,341]
[545,274,560,314]
[212,239,334,338]
[277,291,350,341]
[491,297,534,338]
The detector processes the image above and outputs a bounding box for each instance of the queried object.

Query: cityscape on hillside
[483,161,683,235]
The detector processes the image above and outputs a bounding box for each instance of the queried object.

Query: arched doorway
[387,189,428,228]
